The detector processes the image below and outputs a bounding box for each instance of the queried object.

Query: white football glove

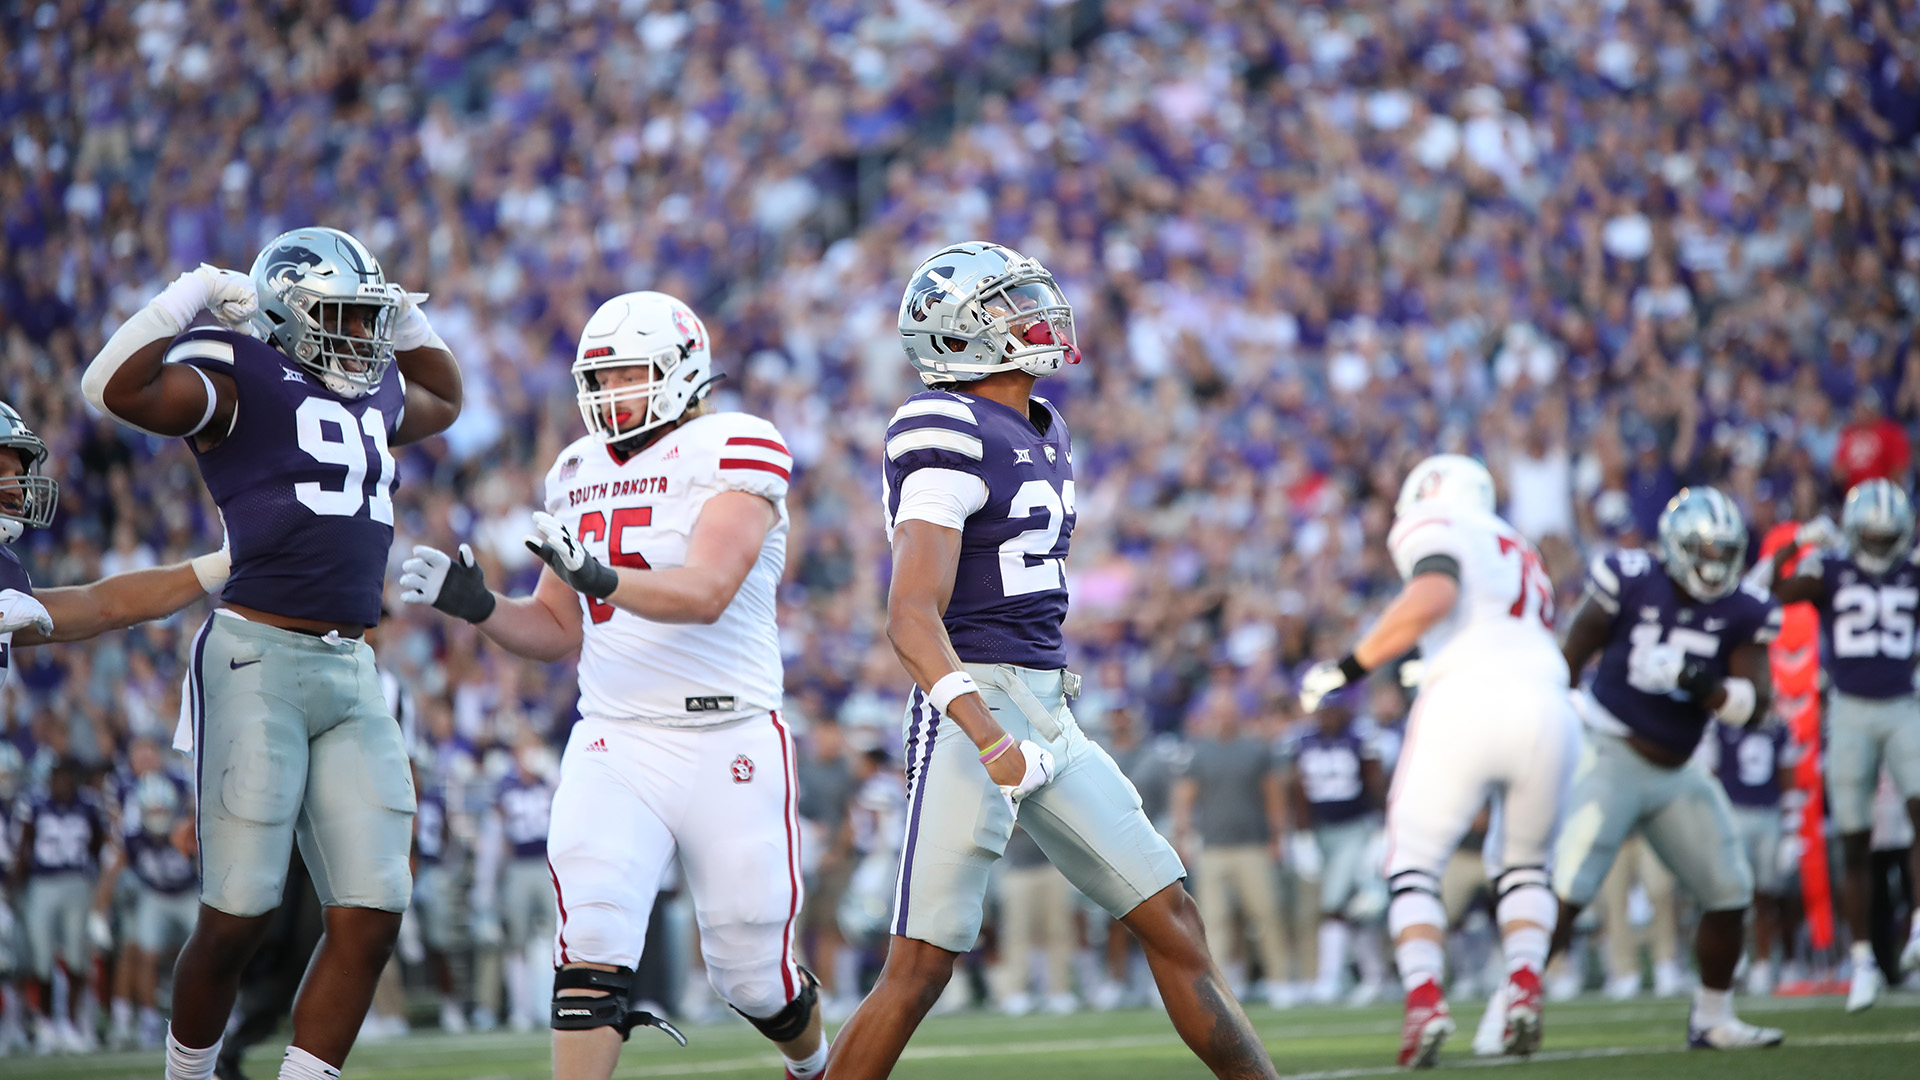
[1398,657,1427,689]
[195,263,259,333]
[392,290,436,352]
[1795,515,1840,552]
[997,740,1056,823]
[87,910,113,952]
[1626,641,1686,695]
[399,543,497,623]
[1286,831,1324,879]
[0,588,52,637]
[1298,659,1351,713]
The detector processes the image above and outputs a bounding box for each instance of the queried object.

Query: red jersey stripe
[719,457,791,480]
[725,436,790,455]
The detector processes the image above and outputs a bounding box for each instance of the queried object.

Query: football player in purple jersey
[1769,477,1920,1008]
[1555,487,1784,1050]
[826,243,1280,1080]
[82,227,460,1080]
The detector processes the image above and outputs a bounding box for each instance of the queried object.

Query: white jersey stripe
[167,338,236,366]
[889,398,977,425]
[886,428,984,461]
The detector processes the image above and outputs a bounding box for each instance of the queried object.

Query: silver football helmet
[898,242,1078,387]
[1841,478,1915,574]
[1657,486,1749,601]
[0,401,57,543]
[572,291,714,445]
[133,774,181,837]
[249,226,402,398]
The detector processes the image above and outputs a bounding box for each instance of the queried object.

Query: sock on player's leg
[165,1026,223,1080]
[279,1045,342,1080]
[783,1039,830,1079]
[1502,927,1550,974]
[1693,986,1733,1028]
[1317,921,1351,991]
[1396,939,1446,993]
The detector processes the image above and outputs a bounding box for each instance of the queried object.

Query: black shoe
[213,1051,250,1080]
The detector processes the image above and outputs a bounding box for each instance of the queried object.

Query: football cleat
[1899,933,1920,976]
[1397,978,1455,1068]
[1502,966,1544,1057]
[1687,1010,1783,1050]
[1470,982,1508,1057]
[1846,959,1884,1013]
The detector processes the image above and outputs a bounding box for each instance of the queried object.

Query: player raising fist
[83,226,461,1080]
[399,292,828,1080]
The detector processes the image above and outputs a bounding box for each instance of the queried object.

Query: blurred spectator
[991,828,1079,1017]
[1834,389,1912,490]
[1171,686,1289,1008]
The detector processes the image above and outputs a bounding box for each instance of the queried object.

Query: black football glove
[525,512,621,600]
[398,543,497,623]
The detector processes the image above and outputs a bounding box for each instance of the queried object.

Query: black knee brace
[733,966,820,1043]
[551,966,688,1046]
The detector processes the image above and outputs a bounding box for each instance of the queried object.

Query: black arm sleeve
[1410,554,1461,581]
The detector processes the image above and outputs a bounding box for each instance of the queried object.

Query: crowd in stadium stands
[1,0,1918,1050]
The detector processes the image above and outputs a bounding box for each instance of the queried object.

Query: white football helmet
[572,291,714,445]
[1395,454,1496,518]
[898,241,1078,387]
[249,226,403,398]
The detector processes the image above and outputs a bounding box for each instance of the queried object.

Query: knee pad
[1386,870,1446,939]
[732,966,818,1043]
[551,966,686,1046]
[1492,866,1557,930]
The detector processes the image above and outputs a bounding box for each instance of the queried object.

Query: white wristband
[1713,676,1757,725]
[928,671,979,716]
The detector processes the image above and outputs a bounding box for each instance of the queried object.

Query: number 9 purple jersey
[882,390,1075,668]
[170,327,404,626]
[1583,547,1781,758]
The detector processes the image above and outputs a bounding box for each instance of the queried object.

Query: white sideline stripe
[361,1026,1920,1079]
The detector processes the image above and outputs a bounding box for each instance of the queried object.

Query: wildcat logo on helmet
[260,246,328,290]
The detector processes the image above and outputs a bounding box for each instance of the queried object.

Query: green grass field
[9,992,1918,1079]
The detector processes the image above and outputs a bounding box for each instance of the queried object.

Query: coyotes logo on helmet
[671,305,706,351]
[730,754,754,783]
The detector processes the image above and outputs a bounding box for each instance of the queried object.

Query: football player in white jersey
[1301,455,1580,1068]
[399,291,826,1080]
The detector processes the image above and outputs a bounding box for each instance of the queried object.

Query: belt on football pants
[962,664,1080,742]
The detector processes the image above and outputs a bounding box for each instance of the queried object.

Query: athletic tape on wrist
[928,670,979,715]
[978,734,1015,764]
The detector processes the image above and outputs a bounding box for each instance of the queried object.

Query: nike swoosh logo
[229,659,261,670]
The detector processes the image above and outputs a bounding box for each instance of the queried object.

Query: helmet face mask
[0,403,57,543]
[1842,478,1915,574]
[1657,487,1748,602]
[900,242,1079,387]
[250,227,402,399]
